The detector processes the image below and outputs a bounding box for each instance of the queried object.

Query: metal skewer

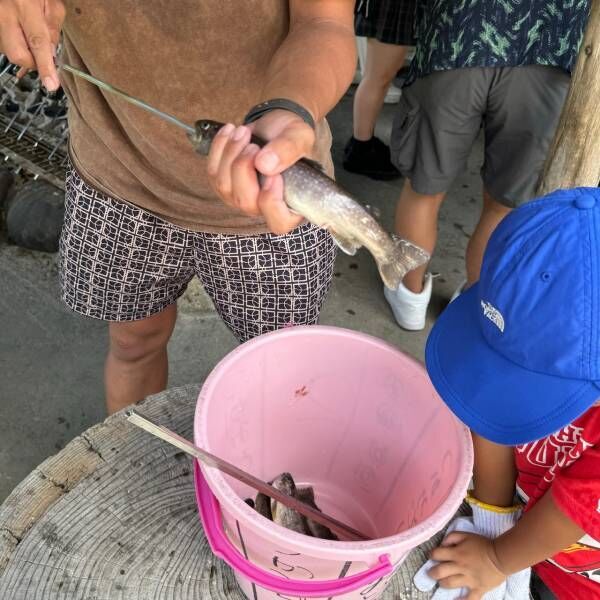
[126,409,370,542]
[60,64,195,134]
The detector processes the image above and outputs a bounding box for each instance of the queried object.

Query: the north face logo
[481,300,505,333]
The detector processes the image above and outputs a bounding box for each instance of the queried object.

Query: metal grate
[0,56,68,189]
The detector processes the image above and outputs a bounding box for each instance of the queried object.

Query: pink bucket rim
[194,325,474,559]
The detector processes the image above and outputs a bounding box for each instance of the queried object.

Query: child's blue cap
[426,187,600,445]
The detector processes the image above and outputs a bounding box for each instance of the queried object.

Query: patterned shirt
[409,0,590,82]
[515,404,600,600]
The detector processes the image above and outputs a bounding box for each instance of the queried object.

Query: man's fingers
[258,175,302,235]
[206,123,235,177]
[0,19,35,70]
[231,144,261,216]
[209,125,251,201]
[255,122,314,175]
[20,5,59,89]
[45,0,66,47]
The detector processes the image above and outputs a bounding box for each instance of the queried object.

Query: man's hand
[207,109,315,235]
[428,532,507,600]
[0,0,65,90]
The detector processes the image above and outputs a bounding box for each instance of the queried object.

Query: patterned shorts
[59,167,336,342]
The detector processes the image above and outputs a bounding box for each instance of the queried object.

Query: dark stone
[6,180,65,252]
[0,168,14,209]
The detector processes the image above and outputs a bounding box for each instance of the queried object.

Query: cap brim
[426,285,600,445]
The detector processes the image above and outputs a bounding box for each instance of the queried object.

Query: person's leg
[394,178,446,293]
[105,304,177,414]
[465,189,512,285]
[353,38,410,141]
[194,224,336,342]
[383,180,445,330]
[463,65,571,293]
[344,38,408,180]
[59,166,195,414]
[385,69,486,328]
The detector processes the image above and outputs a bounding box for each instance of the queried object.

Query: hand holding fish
[206,109,315,234]
[0,0,65,89]
[196,118,430,289]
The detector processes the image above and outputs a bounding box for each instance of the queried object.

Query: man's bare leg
[466,189,512,285]
[105,303,177,415]
[394,178,446,292]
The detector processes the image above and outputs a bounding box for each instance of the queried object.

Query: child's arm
[471,434,517,507]
[492,490,585,574]
[428,491,585,598]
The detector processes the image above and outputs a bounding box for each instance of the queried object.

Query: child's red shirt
[515,405,600,599]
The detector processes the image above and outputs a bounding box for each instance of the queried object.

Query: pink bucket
[194,325,473,599]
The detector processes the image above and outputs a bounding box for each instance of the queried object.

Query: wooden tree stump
[0,384,448,599]
[537,0,600,194]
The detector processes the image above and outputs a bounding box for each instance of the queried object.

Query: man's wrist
[244,98,316,130]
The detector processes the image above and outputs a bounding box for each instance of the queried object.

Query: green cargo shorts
[390,65,570,207]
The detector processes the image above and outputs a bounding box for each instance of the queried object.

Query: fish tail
[378,236,430,289]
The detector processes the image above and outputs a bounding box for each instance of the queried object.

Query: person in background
[0,0,356,414]
[343,0,416,180]
[419,188,600,600]
[383,0,590,331]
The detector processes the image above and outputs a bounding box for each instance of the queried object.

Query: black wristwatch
[243,98,316,130]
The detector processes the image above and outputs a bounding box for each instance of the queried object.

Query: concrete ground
[0,88,483,503]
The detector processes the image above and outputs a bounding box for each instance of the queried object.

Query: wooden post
[537,0,600,194]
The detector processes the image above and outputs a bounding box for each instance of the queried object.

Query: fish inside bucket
[245,472,340,540]
[195,326,472,600]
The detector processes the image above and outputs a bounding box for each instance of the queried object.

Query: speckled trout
[190,120,429,289]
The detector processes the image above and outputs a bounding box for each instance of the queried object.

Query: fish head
[271,472,296,496]
[189,120,223,156]
[270,473,300,526]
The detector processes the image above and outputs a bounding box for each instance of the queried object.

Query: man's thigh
[194,224,336,342]
[483,65,570,207]
[59,166,196,321]
[391,68,488,195]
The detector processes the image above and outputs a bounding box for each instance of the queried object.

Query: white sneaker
[384,84,402,104]
[450,279,467,303]
[384,273,433,331]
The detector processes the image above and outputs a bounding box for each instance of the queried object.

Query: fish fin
[300,157,327,172]
[363,204,382,220]
[327,229,360,256]
[296,487,316,505]
[378,237,430,289]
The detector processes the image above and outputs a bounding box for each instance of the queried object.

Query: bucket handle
[194,462,393,598]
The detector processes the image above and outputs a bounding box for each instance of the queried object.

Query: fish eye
[201,122,210,131]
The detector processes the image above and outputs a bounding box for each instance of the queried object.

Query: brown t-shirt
[60,1,334,234]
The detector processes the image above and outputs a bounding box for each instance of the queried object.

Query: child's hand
[427,531,506,600]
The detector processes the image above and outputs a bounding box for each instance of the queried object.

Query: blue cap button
[575,195,596,209]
